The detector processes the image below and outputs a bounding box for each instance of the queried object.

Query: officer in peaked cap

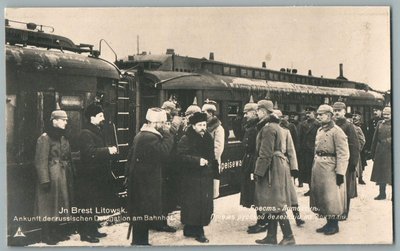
[332,101,360,221]
[311,104,349,235]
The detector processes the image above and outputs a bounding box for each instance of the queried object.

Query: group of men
[34,103,119,245]
[33,95,392,246]
[238,97,392,245]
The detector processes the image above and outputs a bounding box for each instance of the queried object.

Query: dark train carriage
[123,68,385,195]
[6,24,123,245]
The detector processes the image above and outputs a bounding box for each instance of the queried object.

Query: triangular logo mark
[14,227,26,237]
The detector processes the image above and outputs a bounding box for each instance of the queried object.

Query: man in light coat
[202,99,225,198]
[310,104,349,235]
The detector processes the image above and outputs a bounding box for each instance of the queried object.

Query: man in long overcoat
[177,112,217,243]
[76,103,118,243]
[298,106,319,195]
[333,102,360,220]
[34,109,74,245]
[310,104,349,235]
[253,100,295,246]
[370,107,392,200]
[126,108,175,245]
[239,97,266,234]
[276,110,305,227]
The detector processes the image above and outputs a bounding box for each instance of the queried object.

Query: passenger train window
[241,69,247,77]
[226,102,243,142]
[230,67,237,76]
[260,71,266,79]
[213,64,222,75]
[223,66,230,75]
[254,71,260,78]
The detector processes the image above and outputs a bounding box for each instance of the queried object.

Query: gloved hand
[336,174,344,186]
[41,182,51,192]
[290,169,299,178]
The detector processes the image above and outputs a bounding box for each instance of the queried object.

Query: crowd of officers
[32,95,392,246]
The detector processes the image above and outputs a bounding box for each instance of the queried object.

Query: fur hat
[146,108,167,123]
[244,95,257,112]
[185,97,202,116]
[50,110,68,121]
[332,102,346,110]
[85,103,104,120]
[317,104,334,114]
[189,112,208,125]
[202,99,217,112]
[257,100,274,112]
[273,109,283,118]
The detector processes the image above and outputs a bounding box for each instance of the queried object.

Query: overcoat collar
[320,120,335,132]
[140,124,163,138]
[85,123,103,137]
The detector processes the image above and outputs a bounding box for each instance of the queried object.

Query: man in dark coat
[34,109,74,245]
[365,107,383,159]
[332,102,360,220]
[177,112,218,243]
[126,108,175,245]
[298,106,319,195]
[239,97,267,234]
[370,107,392,200]
[254,100,295,245]
[76,103,118,243]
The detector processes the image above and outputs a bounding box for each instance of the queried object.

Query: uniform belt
[315,151,336,157]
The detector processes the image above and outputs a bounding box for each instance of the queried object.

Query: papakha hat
[189,112,208,125]
[257,100,274,112]
[85,103,104,119]
[146,108,167,123]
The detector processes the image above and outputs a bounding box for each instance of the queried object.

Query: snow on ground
[31,160,392,246]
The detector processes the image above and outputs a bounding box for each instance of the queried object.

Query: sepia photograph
[5,6,392,247]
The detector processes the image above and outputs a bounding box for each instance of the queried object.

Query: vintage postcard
[5,7,392,246]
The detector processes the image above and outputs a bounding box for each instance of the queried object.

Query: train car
[117,49,385,196]
[5,20,128,245]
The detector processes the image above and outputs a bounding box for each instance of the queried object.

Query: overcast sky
[5,7,391,91]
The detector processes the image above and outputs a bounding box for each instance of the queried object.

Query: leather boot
[278,218,296,245]
[375,184,386,200]
[291,205,305,226]
[324,219,339,235]
[316,218,330,233]
[255,218,277,245]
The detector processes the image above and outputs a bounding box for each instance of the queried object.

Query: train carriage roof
[143,70,384,101]
[6,45,120,79]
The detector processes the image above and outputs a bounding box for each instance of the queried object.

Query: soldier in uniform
[353,111,368,184]
[202,99,225,198]
[239,97,267,234]
[298,106,319,195]
[126,108,175,245]
[34,109,74,245]
[77,104,118,243]
[254,100,295,245]
[310,104,349,235]
[275,110,305,227]
[332,102,360,220]
[370,107,392,200]
[365,107,383,159]
[177,112,218,243]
